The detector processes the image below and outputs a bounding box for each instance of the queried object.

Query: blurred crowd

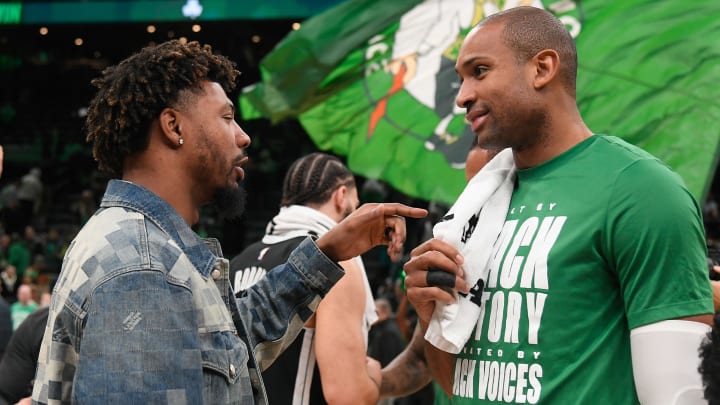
[0,166,99,312]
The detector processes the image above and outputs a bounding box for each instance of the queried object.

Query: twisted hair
[480,6,578,96]
[85,40,240,176]
[281,153,355,207]
[700,312,720,404]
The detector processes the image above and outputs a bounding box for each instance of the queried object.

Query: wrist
[369,373,381,394]
[315,234,340,262]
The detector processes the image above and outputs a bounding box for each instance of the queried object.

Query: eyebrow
[458,56,488,72]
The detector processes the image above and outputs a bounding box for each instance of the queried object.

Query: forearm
[396,295,411,340]
[380,325,432,398]
[324,372,379,405]
[419,319,454,397]
[633,319,710,403]
[319,344,380,404]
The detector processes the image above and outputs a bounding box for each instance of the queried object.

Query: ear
[331,185,347,213]
[158,107,183,146]
[532,49,560,90]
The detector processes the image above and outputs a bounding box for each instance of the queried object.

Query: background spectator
[10,285,36,331]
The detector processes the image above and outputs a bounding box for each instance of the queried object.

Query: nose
[235,123,251,148]
[455,81,474,110]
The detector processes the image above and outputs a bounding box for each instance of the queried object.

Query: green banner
[576,0,720,202]
[241,0,720,205]
[240,0,422,122]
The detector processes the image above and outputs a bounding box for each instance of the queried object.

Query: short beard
[214,185,247,220]
[481,107,549,152]
[341,202,354,220]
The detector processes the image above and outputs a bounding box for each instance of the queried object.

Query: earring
[178,137,184,146]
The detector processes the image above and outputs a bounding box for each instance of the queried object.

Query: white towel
[425,148,515,353]
[262,205,336,244]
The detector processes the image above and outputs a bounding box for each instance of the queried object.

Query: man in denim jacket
[31,40,426,404]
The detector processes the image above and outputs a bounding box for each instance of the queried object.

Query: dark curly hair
[85,40,240,176]
[700,312,720,404]
[281,153,355,207]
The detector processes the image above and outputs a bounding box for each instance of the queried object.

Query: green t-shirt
[8,241,30,278]
[11,301,38,330]
[451,135,712,404]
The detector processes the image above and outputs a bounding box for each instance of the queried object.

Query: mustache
[233,153,248,166]
[235,152,246,162]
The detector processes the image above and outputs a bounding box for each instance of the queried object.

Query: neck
[123,161,200,226]
[309,201,343,223]
[513,99,592,169]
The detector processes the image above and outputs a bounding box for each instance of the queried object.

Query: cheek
[344,198,358,217]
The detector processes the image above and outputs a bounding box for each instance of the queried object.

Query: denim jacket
[31,180,343,404]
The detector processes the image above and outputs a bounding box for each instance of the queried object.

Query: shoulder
[613,157,693,208]
[325,258,368,306]
[591,136,691,200]
[591,136,669,173]
[69,205,185,272]
[57,207,180,311]
[66,207,148,273]
[73,206,146,244]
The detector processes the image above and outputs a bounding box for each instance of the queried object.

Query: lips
[465,109,488,132]
[233,156,249,181]
[234,166,245,181]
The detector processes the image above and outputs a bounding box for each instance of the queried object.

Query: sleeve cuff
[287,237,345,296]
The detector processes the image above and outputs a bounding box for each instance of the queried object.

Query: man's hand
[366,357,382,394]
[403,238,469,327]
[712,265,720,311]
[316,203,427,262]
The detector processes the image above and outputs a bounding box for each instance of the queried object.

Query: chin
[478,133,508,150]
[214,185,247,219]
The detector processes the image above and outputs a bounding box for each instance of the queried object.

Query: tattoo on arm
[380,326,433,397]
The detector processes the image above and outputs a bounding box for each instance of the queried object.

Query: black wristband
[426,268,456,288]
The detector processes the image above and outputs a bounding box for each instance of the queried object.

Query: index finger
[376,203,428,219]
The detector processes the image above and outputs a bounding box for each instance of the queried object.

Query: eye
[473,65,488,77]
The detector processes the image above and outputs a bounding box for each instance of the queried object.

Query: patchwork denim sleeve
[236,237,344,370]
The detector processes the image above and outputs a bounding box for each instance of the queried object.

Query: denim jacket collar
[99,179,218,277]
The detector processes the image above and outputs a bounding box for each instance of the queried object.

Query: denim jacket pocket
[200,330,253,404]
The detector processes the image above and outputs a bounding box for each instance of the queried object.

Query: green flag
[241,0,720,204]
[240,0,422,122]
[576,0,720,202]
